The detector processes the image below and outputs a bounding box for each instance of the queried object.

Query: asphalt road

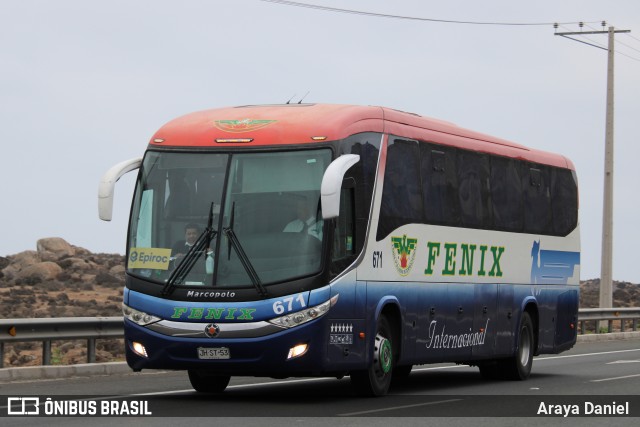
[1,338,638,425]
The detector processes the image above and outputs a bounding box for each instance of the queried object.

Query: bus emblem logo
[214,119,277,133]
[204,324,220,338]
[391,235,418,276]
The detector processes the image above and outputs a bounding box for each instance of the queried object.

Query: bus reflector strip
[215,138,254,143]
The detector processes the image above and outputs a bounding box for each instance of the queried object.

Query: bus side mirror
[98,157,143,221]
[321,154,360,220]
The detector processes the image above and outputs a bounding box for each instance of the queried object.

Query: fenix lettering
[171,307,256,320]
[424,242,505,277]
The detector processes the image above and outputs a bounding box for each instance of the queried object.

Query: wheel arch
[521,299,540,356]
[373,297,403,363]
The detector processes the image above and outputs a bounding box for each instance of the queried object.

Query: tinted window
[340,133,381,254]
[551,168,578,235]
[491,156,523,232]
[457,150,492,228]
[377,139,422,240]
[523,164,552,234]
[421,144,460,226]
[374,137,577,240]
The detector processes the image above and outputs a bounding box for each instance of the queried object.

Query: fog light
[287,343,308,360]
[132,341,148,358]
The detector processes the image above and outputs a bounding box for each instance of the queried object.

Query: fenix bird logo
[391,235,418,276]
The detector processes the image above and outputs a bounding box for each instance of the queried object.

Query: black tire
[393,364,413,380]
[187,370,231,393]
[351,315,395,396]
[477,361,501,379]
[502,312,534,380]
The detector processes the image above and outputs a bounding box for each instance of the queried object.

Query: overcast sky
[1,0,638,282]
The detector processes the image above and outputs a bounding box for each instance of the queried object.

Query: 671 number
[372,251,383,268]
[273,294,306,315]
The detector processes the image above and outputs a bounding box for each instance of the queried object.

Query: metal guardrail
[578,307,639,334]
[0,309,639,369]
[0,317,123,369]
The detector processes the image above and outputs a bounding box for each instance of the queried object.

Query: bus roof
[149,104,573,169]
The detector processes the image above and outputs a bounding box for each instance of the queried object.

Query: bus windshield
[127,148,332,290]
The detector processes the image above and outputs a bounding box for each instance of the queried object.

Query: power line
[615,38,640,55]
[557,24,640,62]
[585,23,640,56]
[257,0,600,27]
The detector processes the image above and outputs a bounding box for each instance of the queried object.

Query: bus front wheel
[351,315,395,396]
[187,370,231,393]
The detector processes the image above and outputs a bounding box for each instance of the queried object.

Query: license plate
[197,347,230,360]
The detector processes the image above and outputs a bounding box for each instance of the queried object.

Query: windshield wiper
[223,202,268,298]
[162,203,217,297]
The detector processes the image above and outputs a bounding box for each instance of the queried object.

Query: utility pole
[554,23,630,311]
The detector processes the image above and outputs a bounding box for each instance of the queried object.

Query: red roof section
[149,104,572,169]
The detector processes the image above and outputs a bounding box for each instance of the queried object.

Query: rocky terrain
[0,238,124,367]
[1,237,639,367]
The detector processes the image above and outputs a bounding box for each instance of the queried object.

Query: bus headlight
[123,304,161,326]
[269,294,339,329]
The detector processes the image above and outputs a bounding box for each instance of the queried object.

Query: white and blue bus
[99,104,579,396]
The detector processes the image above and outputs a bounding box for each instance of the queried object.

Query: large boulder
[57,257,98,272]
[1,251,40,283]
[37,238,75,261]
[11,250,40,269]
[16,262,63,284]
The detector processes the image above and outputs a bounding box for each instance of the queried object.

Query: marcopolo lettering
[424,242,505,278]
[186,290,236,298]
[171,307,257,321]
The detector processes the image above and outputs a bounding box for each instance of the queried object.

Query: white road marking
[337,399,462,416]
[606,360,640,364]
[590,373,640,383]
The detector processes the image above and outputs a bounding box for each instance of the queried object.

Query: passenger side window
[551,168,578,235]
[523,165,552,234]
[457,150,492,228]
[421,145,460,226]
[377,139,422,240]
[491,156,523,232]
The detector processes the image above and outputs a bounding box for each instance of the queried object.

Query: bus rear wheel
[503,312,534,380]
[187,370,231,393]
[351,315,394,396]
